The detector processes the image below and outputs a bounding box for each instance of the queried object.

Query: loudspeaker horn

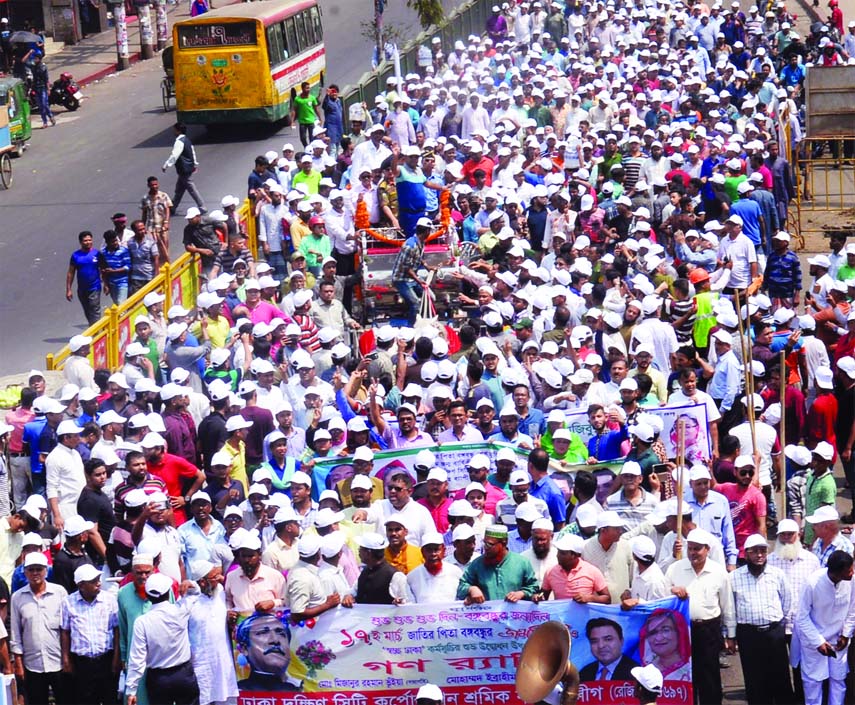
[515,621,580,705]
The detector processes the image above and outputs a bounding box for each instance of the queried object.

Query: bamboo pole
[675,419,686,560]
[734,291,758,459]
[779,349,787,519]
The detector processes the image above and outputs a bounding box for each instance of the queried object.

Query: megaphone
[515,621,580,705]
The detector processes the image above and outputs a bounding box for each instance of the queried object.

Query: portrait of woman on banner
[668,413,709,464]
[638,609,692,681]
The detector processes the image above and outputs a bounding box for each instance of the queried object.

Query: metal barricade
[795,135,855,244]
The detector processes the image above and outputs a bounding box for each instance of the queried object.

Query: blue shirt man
[683,469,738,567]
[526,449,567,527]
[69,242,102,293]
[730,192,765,247]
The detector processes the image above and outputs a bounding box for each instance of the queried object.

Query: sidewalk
[48,2,192,86]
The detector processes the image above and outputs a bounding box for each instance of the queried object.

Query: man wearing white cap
[10,552,68,705]
[808,505,854,567]
[59,563,119,704]
[716,455,767,560]
[405,532,462,603]
[185,560,239,705]
[582,511,633,605]
[287,535,341,623]
[45,420,85,533]
[792,549,855,705]
[225,532,287,615]
[684,464,738,569]
[804,442,838,545]
[707,329,743,433]
[126,572,199,705]
[605,461,660,531]
[665,528,735,705]
[727,533,794,705]
[177,492,227,569]
[64,335,97,393]
[769,518,820,635]
[539,533,609,603]
[620,535,669,608]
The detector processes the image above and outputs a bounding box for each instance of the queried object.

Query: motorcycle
[50,72,82,111]
[28,72,83,112]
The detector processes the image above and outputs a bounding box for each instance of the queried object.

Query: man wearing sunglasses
[716,455,767,565]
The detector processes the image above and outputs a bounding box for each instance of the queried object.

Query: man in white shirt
[287,534,341,623]
[582,511,634,605]
[629,295,679,375]
[64,336,98,391]
[46,420,86,532]
[360,471,435,547]
[730,393,781,497]
[718,214,758,293]
[768,518,820,639]
[186,560,239,705]
[350,125,392,188]
[665,528,735,705]
[621,535,669,607]
[126,573,198,705]
[319,533,353,597]
[793,550,855,705]
[521,520,558,585]
[406,532,463,603]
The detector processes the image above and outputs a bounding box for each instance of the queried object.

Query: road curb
[78,52,143,87]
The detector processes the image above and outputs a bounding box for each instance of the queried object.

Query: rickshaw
[160,45,175,112]
[0,76,32,156]
[0,101,14,189]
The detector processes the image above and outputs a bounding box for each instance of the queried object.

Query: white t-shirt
[718,234,757,289]
[729,421,779,486]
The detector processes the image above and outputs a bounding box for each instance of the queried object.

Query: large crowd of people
[11,0,855,704]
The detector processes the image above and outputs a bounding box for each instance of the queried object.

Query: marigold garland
[354,189,452,246]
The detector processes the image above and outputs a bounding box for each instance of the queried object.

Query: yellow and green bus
[173,0,325,124]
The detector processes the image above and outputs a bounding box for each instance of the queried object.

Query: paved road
[0,0,448,374]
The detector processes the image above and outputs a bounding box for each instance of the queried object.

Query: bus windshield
[177,22,258,49]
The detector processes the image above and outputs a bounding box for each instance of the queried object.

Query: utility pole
[139,1,155,60]
[374,0,383,67]
[113,1,130,70]
[154,0,168,51]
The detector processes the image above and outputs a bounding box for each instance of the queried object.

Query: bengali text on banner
[234,597,693,705]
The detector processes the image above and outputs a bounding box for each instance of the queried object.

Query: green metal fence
[339,0,492,132]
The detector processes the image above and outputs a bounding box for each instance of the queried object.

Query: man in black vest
[162,122,206,216]
[344,533,408,605]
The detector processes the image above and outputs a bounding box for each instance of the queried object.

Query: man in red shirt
[417,467,453,533]
[460,143,495,187]
[140,432,205,525]
[716,455,767,560]
[806,366,838,453]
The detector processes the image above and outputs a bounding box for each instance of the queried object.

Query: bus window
[266,23,285,65]
[292,12,308,53]
[284,16,299,56]
[309,6,323,45]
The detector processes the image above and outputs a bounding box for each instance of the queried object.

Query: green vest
[693,290,720,349]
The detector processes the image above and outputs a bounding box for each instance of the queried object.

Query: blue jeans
[395,280,420,324]
[108,282,128,305]
[266,251,287,282]
[36,88,52,124]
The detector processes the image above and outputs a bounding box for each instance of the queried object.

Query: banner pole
[675,419,686,560]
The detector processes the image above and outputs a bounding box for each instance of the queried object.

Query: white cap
[64,515,94,537]
[297,533,323,557]
[145,572,174,598]
[416,685,444,702]
[596,510,626,530]
[777,518,800,534]
[452,524,476,542]
[356,532,389,550]
[806,505,839,524]
[57,420,82,437]
[685,528,715,547]
[24,553,49,568]
[813,441,835,461]
[74,564,102,583]
[553,533,586,553]
[744,534,767,551]
[630,665,664,694]
[631,535,657,561]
